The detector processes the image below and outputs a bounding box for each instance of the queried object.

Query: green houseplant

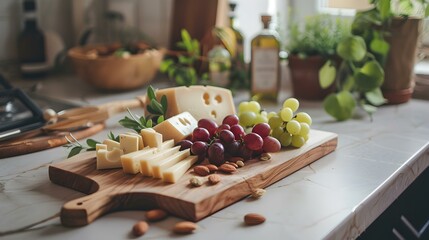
[319,0,429,121]
[287,14,350,100]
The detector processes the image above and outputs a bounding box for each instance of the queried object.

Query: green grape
[279,132,292,147]
[303,134,309,142]
[298,122,310,136]
[268,115,283,129]
[295,112,312,126]
[260,111,268,117]
[254,114,268,124]
[238,101,250,113]
[286,120,301,135]
[280,107,293,122]
[267,111,277,119]
[271,127,284,139]
[283,98,299,112]
[248,101,261,113]
[239,112,257,127]
[291,135,305,148]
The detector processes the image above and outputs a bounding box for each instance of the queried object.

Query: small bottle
[208,44,231,87]
[250,15,280,102]
[17,0,47,78]
[229,2,247,88]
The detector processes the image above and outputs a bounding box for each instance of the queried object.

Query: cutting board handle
[61,187,116,227]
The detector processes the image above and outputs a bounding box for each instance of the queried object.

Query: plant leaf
[150,99,164,114]
[370,36,390,56]
[86,139,99,148]
[323,91,356,121]
[365,88,387,106]
[68,146,83,158]
[147,85,156,100]
[181,29,192,51]
[354,60,384,92]
[336,36,367,62]
[319,60,336,89]
[157,115,164,124]
[160,59,173,72]
[160,95,168,113]
[362,103,377,114]
[146,119,153,128]
[378,0,391,20]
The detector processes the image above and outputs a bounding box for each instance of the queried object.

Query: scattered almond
[229,157,244,163]
[145,209,168,222]
[205,164,218,173]
[208,174,221,185]
[244,213,266,226]
[189,176,203,187]
[226,162,238,168]
[193,165,210,176]
[251,188,266,199]
[173,221,197,234]
[236,160,244,167]
[259,153,272,161]
[218,164,237,173]
[132,221,149,236]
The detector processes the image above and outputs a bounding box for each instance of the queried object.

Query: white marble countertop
[1,73,429,240]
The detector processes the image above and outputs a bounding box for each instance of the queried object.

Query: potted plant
[287,14,350,100]
[319,0,429,121]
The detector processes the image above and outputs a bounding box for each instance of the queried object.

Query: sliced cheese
[158,139,175,151]
[163,155,199,183]
[153,112,197,144]
[152,150,191,178]
[96,148,124,170]
[124,132,144,150]
[140,128,162,148]
[121,147,158,174]
[96,143,107,151]
[140,146,181,176]
[103,139,120,150]
[120,134,140,154]
[146,86,236,125]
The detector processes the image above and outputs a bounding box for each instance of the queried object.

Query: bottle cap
[261,15,272,23]
[23,0,36,11]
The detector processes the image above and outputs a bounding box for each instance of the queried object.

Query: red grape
[230,124,245,140]
[215,124,231,134]
[192,127,210,142]
[198,119,218,137]
[252,123,271,139]
[191,141,208,156]
[225,140,241,156]
[176,139,193,151]
[222,114,239,126]
[239,143,253,160]
[243,133,263,151]
[262,136,281,153]
[219,130,235,143]
[208,142,225,166]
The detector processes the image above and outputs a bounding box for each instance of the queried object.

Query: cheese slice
[121,147,158,174]
[124,132,144,150]
[96,143,107,151]
[140,146,180,176]
[152,150,191,178]
[158,139,175,151]
[142,86,236,125]
[119,134,140,154]
[140,128,163,148]
[163,155,199,183]
[103,139,120,150]
[153,112,197,144]
[96,148,124,170]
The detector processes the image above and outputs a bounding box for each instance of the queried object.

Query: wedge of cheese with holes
[96,148,124,170]
[140,128,162,148]
[140,145,180,176]
[120,134,140,154]
[103,139,120,150]
[142,86,235,125]
[163,155,199,183]
[121,147,158,174]
[151,150,191,178]
[124,132,144,150]
[96,143,107,151]
[153,112,197,144]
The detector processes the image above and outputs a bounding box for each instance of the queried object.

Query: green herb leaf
[319,60,336,89]
[68,146,83,158]
[365,88,387,106]
[160,59,173,72]
[160,95,168,113]
[336,36,367,62]
[157,115,164,124]
[86,139,99,148]
[342,75,355,92]
[323,91,356,121]
[146,119,153,128]
[370,34,390,56]
[354,60,384,92]
[108,131,120,142]
[147,86,156,101]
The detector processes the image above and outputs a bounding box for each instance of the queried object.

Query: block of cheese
[163,155,199,183]
[153,112,197,144]
[146,86,236,125]
[140,128,162,148]
[124,132,144,150]
[140,146,180,176]
[121,147,158,174]
[96,148,124,170]
[152,150,191,178]
[158,139,175,151]
[96,143,107,151]
[120,134,140,154]
[103,139,120,150]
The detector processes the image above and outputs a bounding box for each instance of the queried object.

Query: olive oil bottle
[250,15,280,102]
[229,2,248,89]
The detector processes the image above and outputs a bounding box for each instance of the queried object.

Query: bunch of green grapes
[268,98,312,148]
[237,101,270,129]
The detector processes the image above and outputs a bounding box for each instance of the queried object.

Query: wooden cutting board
[49,129,337,227]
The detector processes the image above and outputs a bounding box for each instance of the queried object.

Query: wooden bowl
[68,45,164,91]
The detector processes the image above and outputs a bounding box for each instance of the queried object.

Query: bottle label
[251,47,279,93]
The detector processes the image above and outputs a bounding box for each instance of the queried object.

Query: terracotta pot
[382,18,422,104]
[288,55,335,100]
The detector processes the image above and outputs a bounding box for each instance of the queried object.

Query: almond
[205,164,218,173]
[236,160,245,167]
[145,209,168,222]
[244,213,266,226]
[173,221,197,234]
[208,174,221,184]
[218,164,236,173]
[229,157,244,163]
[259,153,272,161]
[189,176,203,187]
[132,221,149,236]
[226,162,238,168]
[193,165,210,176]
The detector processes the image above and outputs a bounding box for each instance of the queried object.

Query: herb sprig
[64,131,119,158]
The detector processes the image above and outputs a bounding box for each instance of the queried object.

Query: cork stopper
[261,15,272,29]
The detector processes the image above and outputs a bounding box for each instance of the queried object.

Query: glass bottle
[250,15,280,102]
[208,44,231,87]
[17,0,46,78]
[229,2,247,88]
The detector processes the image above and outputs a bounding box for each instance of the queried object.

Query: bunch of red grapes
[177,114,281,166]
